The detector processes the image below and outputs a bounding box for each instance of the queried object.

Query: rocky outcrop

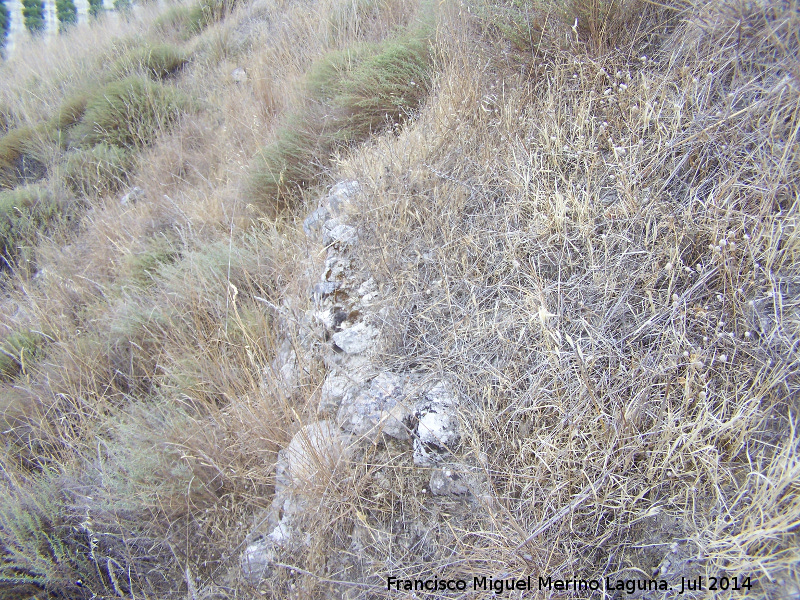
[241,420,351,584]
[241,181,473,583]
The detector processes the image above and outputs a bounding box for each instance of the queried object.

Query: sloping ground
[0,0,798,598]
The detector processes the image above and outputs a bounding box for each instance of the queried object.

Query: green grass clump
[51,92,93,131]
[192,0,239,29]
[63,143,131,197]
[124,234,178,286]
[0,330,45,380]
[0,184,64,269]
[70,76,191,150]
[112,43,190,80]
[88,0,103,17]
[152,5,197,38]
[335,34,431,140]
[246,114,329,208]
[247,27,433,206]
[0,126,50,189]
[154,0,238,40]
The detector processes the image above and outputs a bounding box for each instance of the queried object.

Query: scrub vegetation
[0,0,798,598]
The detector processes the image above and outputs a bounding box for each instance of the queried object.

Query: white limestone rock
[337,372,412,441]
[323,219,358,247]
[319,373,353,416]
[413,381,461,466]
[231,67,248,83]
[332,322,379,354]
[303,206,330,239]
[429,468,470,496]
[326,180,360,215]
[271,339,298,389]
[303,180,360,241]
[323,250,353,282]
[241,538,277,584]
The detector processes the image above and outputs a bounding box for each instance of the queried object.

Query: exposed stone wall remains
[241,181,484,584]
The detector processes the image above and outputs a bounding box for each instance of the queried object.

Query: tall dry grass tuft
[315,0,800,594]
[0,0,798,597]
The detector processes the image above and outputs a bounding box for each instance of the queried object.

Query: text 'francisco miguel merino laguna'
[387,576,677,595]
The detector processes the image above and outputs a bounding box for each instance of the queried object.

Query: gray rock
[323,250,352,282]
[429,468,470,496]
[303,206,330,239]
[323,219,358,247]
[319,373,353,416]
[332,322,379,354]
[326,180,360,215]
[231,67,248,83]
[413,381,461,466]
[417,409,459,447]
[312,281,340,301]
[303,181,360,241]
[337,372,412,441]
[120,186,145,205]
[241,538,276,584]
[271,339,297,388]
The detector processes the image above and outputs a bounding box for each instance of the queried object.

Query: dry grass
[0,0,798,598]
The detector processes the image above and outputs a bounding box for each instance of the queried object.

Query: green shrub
[124,234,178,287]
[247,27,433,206]
[0,330,45,380]
[113,0,131,12]
[0,126,50,189]
[0,469,110,598]
[88,0,103,17]
[70,76,191,149]
[0,184,63,269]
[152,5,195,38]
[55,0,77,31]
[112,43,189,80]
[21,0,44,34]
[64,143,131,197]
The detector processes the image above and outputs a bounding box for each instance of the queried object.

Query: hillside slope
[0,0,798,598]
